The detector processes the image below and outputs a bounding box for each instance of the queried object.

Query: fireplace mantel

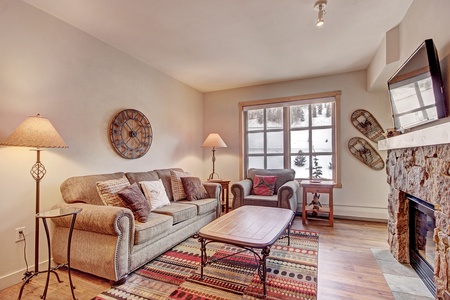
[378,120,450,150]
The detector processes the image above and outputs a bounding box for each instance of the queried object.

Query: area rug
[93,230,318,300]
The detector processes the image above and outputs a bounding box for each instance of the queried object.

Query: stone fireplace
[386,143,450,299]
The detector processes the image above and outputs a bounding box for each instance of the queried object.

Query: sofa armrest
[51,202,135,236]
[202,182,222,217]
[231,179,253,209]
[277,180,300,211]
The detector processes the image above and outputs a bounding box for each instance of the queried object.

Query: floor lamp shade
[0,114,67,298]
[202,133,227,180]
[0,114,68,148]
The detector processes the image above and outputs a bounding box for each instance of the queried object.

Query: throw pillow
[181,177,209,201]
[140,179,171,211]
[251,175,278,196]
[117,183,151,222]
[170,170,191,201]
[96,177,131,207]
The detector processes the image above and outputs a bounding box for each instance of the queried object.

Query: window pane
[248,156,264,169]
[247,109,264,131]
[266,107,283,129]
[267,131,283,153]
[291,155,310,178]
[290,105,309,128]
[267,156,283,169]
[291,130,309,153]
[312,128,332,153]
[248,132,263,154]
[312,155,332,180]
[312,103,332,126]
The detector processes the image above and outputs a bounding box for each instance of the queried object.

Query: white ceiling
[22,0,414,92]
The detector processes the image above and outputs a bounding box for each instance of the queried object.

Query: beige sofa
[51,168,221,283]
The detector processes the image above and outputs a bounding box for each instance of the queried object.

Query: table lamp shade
[0,114,68,148]
[201,133,227,149]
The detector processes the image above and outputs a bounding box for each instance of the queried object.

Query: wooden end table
[301,180,335,226]
[208,179,230,213]
[196,205,294,297]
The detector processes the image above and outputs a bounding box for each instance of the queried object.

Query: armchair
[231,168,300,212]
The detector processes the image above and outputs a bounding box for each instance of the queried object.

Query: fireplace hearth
[408,195,436,297]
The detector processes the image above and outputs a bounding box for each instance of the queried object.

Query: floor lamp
[201,133,227,180]
[0,114,67,296]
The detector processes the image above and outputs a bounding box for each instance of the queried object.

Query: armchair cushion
[251,175,277,196]
[247,168,295,192]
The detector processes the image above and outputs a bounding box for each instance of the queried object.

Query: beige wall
[203,71,392,220]
[0,1,204,288]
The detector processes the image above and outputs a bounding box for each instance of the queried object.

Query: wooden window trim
[239,90,342,187]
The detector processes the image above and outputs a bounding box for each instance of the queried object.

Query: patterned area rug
[93,230,318,300]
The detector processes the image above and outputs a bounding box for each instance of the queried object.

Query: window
[240,91,341,185]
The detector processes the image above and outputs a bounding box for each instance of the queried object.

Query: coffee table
[197,205,295,296]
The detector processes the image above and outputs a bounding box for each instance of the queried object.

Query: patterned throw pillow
[181,177,209,201]
[170,170,191,201]
[117,183,151,222]
[96,177,131,207]
[140,180,171,211]
[251,175,278,196]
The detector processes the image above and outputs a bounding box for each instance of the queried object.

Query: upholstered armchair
[231,168,300,212]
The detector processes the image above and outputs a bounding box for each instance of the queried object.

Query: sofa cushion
[117,182,151,222]
[181,177,209,200]
[170,170,191,201]
[125,171,159,186]
[251,175,277,196]
[140,180,171,211]
[178,198,217,216]
[96,176,131,207]
[153,202,197,224]
[247,168,295,193]
[60,172,126,205]
[134,213,173,245]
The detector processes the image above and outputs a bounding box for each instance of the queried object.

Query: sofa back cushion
[125,171,159,186]
[247,168,295,193]
[60,172,126,205]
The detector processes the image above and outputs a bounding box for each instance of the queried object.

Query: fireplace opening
[408,194,436,297]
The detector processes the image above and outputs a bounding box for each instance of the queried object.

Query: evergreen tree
[326,103,331,118]
[294,150,307,167]
[312,105,317,118]
[312,155,323,179]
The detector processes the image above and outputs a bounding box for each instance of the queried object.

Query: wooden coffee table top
[199,205,294,248]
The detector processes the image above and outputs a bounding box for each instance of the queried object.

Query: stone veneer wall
[387,144,450,299]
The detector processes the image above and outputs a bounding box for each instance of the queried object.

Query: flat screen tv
[387,39,447,132]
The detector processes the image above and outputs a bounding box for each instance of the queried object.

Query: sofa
[231,168,300,212]
[50,168,221,283]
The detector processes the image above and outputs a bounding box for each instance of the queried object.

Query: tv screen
[387,39,447,132]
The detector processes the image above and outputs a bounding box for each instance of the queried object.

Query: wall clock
[110,109,153,159]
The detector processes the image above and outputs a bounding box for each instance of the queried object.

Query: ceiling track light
[314,0,327,27]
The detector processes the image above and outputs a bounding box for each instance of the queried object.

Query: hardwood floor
[0,217,392,300]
